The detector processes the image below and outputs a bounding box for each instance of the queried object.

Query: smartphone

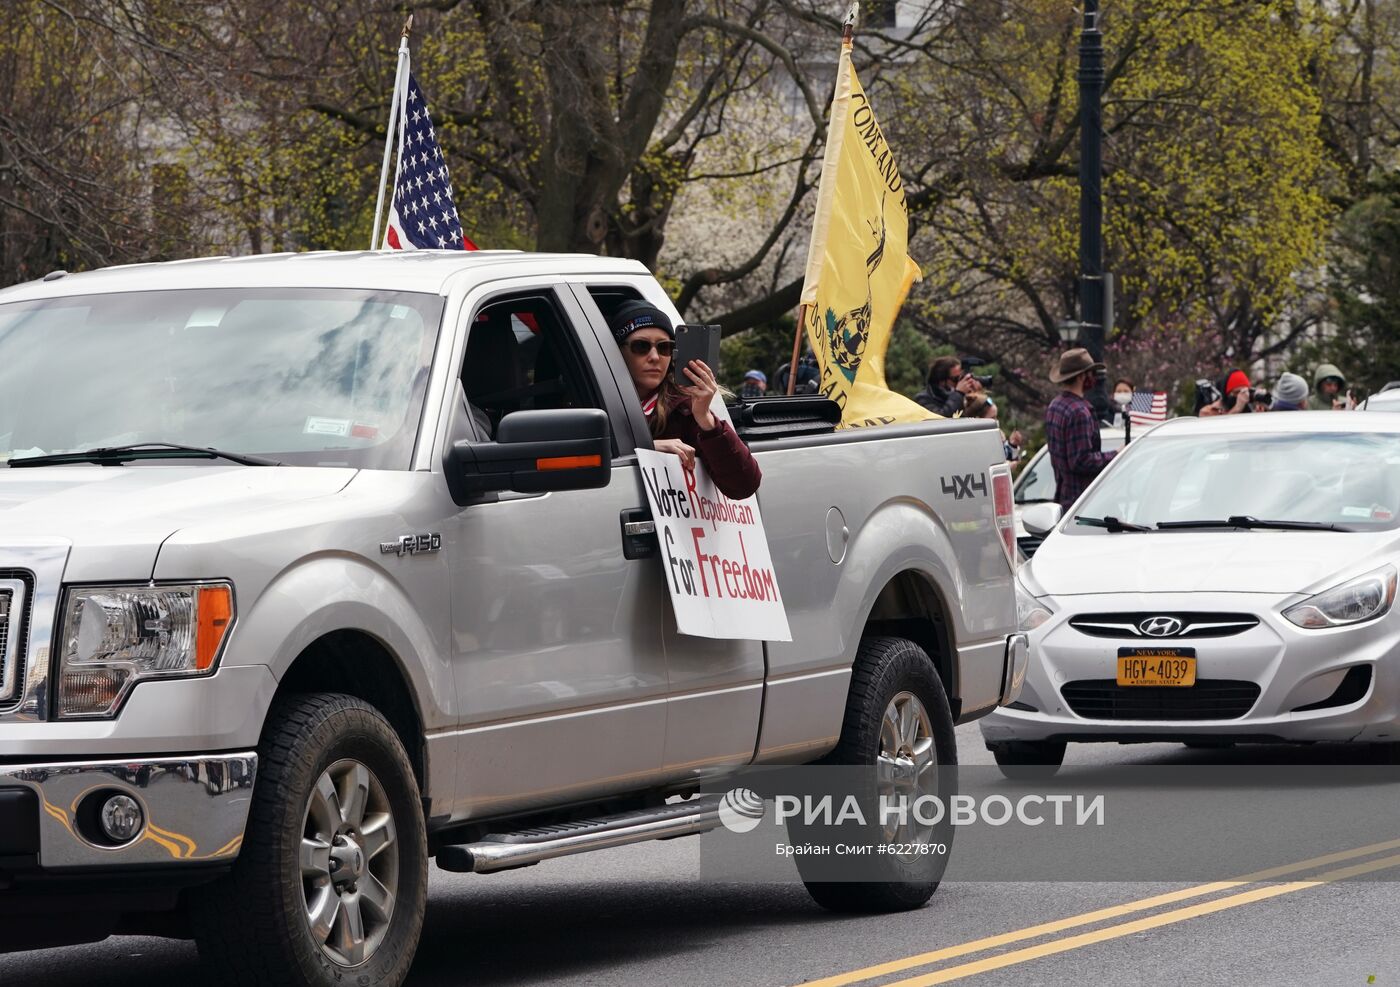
[672,324,721,387]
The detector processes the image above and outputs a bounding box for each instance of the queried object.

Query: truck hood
[0,465,356,579]
[1027,529,1397,597]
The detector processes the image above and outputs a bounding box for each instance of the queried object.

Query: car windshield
[1015,432,1124,504]
[0,288,443,469]
[1072,431,1400,532]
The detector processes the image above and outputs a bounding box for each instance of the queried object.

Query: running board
[436,796,723,873]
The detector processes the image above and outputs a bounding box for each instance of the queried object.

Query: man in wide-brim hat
[1045,347,1117,512]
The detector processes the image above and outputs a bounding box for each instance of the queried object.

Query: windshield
[0,288,443,469]
[1015,433,1124,504]
[1072,431,1400,532]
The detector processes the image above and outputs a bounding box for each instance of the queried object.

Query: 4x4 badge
[940,473,988,500]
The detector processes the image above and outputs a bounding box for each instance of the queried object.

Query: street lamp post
[1077,0,1109,421]
[1078,0,1104,358]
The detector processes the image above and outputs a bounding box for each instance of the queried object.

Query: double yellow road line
[800,838,1400,986]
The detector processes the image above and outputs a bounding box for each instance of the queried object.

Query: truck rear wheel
[192,693,427,987]
[798,635,957,913]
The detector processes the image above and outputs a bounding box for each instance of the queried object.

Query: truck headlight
[1283,565,1396,629]
[58,583,234,718]
[1016,578,1053,632]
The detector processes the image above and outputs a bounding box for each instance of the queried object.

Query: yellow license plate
[1117,648,1196,687]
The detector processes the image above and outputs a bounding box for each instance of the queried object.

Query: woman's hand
[654,437,696,470]
[677,359,720,431]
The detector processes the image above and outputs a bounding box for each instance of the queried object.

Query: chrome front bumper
[0,752,256,869]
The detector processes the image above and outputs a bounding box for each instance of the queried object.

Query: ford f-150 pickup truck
[0,251,1025,985]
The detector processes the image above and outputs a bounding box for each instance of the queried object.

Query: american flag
[383,73,477,251]
[1129,389,1169,427]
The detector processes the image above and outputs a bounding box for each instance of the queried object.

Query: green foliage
[1304,171,1400,392]
[883,320,940,398]
[890,0,1340,414]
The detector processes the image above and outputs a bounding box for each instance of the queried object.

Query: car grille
[1016,534,1046,559]
[1068,612,1259,640]
[1061,679,1261,720]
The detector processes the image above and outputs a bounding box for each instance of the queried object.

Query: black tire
[990,740,1067,780]
[798,635,958,914]
[192,693,428,987]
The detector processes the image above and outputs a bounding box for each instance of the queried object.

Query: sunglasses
[627,338,675,357]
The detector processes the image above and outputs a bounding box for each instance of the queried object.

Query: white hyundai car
[982,412,1400,775]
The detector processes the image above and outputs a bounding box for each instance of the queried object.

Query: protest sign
[636,448,791,642]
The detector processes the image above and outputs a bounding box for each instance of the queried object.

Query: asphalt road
[5,725,1400,986]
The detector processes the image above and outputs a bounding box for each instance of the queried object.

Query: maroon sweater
[652,398,762,501]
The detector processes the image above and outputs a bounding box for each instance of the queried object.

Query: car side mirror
[1021,501,1063,536]
[447,408,612,504]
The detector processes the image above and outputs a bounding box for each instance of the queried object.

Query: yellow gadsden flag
[800,37,931,429]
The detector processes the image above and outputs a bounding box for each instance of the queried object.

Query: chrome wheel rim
[876,691,937,850]
[300,758,399,968]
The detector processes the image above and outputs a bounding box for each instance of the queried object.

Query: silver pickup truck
[0,252,1024,985]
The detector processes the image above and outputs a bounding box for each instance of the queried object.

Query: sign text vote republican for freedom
[637,448,791,641]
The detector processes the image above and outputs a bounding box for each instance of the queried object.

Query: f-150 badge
[380,533,442,556]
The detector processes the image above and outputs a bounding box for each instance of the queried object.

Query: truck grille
[0,573,33,710]
[1061,679,1261,721]
[0,594,9,699]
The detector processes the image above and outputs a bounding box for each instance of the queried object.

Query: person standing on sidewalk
[1045,348,1117,513]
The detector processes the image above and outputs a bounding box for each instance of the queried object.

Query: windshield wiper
[1157,515,1353,533]
[8,442,280,468]
[1074,515,1151,533]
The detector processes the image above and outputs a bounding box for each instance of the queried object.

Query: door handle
[620,508,658,560]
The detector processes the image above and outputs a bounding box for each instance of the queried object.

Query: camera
[1250,387,1271,404]
[960,356,995,388]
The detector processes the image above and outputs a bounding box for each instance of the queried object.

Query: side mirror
[1021,501,1063,536]
[447,408,612,503]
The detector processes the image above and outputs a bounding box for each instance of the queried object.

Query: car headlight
[1016,578,1053,632]
[58,583,234,718]
[1283,565,1396,629]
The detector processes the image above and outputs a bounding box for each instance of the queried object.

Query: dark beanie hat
[608,300,675,345]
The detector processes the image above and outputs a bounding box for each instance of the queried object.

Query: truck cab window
[461,293,603,439]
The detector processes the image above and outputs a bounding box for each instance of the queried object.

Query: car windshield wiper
[1156,515,1353,533]
[1074,515,1151,533]
[8,442,280,468]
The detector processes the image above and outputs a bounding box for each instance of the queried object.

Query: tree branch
[681,13,825,131]
[711,274,804,335]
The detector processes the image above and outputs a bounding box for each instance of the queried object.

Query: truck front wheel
[192,693,428,987]
[798,635,957,913]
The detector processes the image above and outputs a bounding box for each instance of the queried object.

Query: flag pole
[789,3,857,395]
[371,15,413,250]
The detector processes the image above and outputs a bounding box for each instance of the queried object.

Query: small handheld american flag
[1128,390,1169,427]
[383,73,477,251]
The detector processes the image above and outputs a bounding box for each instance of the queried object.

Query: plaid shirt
[1045,390,1116,511]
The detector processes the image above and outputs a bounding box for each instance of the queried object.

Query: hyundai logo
[1139,616,1184,637]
